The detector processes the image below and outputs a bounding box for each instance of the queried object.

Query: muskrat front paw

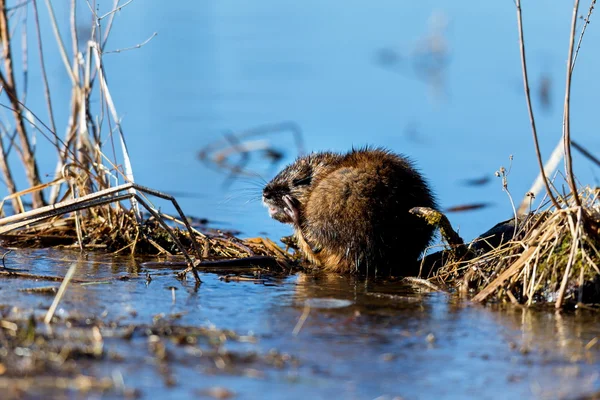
[282,195,300,225]
[280,235,299,250]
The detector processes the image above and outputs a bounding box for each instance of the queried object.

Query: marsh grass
[430,187,600,308]
[0,0,297,281]
[419,0,599,308]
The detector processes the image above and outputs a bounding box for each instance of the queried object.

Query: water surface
[13,0,600,242]
[2,1,600,398]
[2,249,599,399]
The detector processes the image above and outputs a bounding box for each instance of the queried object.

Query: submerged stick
[44,263,77,324]
[141,256,282,270]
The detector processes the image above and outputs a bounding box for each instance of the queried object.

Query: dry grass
[431,187,600,308]
[0,1,298,282]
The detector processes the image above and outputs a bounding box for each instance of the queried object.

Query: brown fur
[262,147,437,276]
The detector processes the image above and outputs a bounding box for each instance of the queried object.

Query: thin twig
[562,0,581,207]
[70,0,80,77]
[42,0,76,84]
[31,0,57,136]
[555,207,583,308]
[1,250,11,268]
[514,0,561,210]
[90,41,140,219]
[571,140,600,168]
[0,119,19,212]
[44,263,77,324]
[103,32,157,54]
[496,158,518,239]
[292,303,311,336]
[19,0,28,103]
[517,138,564,215]
[98,0,132,21]
[572,0,597,69]
[0,0,45,207]
[0,100,77,160]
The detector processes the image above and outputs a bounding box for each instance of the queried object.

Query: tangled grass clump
[431,187,600,308]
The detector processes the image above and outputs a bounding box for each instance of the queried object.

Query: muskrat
[262,147,437,276]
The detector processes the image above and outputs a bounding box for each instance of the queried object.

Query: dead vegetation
[422,187,600,308]
[409,0,600,309]
[0,0,598,310]
[0,0,298,282]
[0,310,297,398]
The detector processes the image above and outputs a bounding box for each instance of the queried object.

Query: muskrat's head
[263,152,339,225]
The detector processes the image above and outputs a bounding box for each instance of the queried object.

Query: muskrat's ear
[292,176,312,186]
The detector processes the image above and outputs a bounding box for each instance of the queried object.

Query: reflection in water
[1,249,599,398]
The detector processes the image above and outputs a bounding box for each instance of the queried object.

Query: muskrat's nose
[263,188,273,200]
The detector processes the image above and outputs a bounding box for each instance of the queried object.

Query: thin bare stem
[572,0,596,69]
[0,0,45,207]
[70,0,80,77]
[571,140,600,168]
[517,139,564,215]
[0,130,19,211]
[98,0,132,21]
[42,0,76,85]
[562,0,581,207]
[514,0,561,210]
[31,0,57,136]
[90,42,140,219]
[19,1,28,103]
[103,31,157,54]
[44,263,77,324]
[555,208,582,308]
[100,0,123,50]
[0,98,76,160]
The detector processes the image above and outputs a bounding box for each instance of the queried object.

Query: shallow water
[2,1,600,398]
[2,249,599,399]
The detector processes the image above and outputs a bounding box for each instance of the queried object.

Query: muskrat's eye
[292,176,312,186]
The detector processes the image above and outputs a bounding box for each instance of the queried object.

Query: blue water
[2,3,600,398]
[2,249,600,399]
[5,0,599,243]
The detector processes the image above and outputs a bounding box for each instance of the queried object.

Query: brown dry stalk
[0,0,45,208]
[562,0,581,207]
[471,246,538,303]
[571,140,600,168]
[31,0,57,137]
[0,134,18,212]
[44,263,77,324]
[514,0,561,210]
[555,207,583,308]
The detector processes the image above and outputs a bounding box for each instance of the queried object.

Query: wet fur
[263,147,437,276]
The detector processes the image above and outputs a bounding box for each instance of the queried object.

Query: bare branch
[19,1,28,103]
[42,0,76,85]
[562,0,581,207]
[31,0,57,137]
[103,32,157,54]
[0,0,45,207]
[572,0,596,69]
[514,0,561,210]
[98,0,132,21]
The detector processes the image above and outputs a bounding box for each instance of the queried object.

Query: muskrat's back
[263,148,437,276]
